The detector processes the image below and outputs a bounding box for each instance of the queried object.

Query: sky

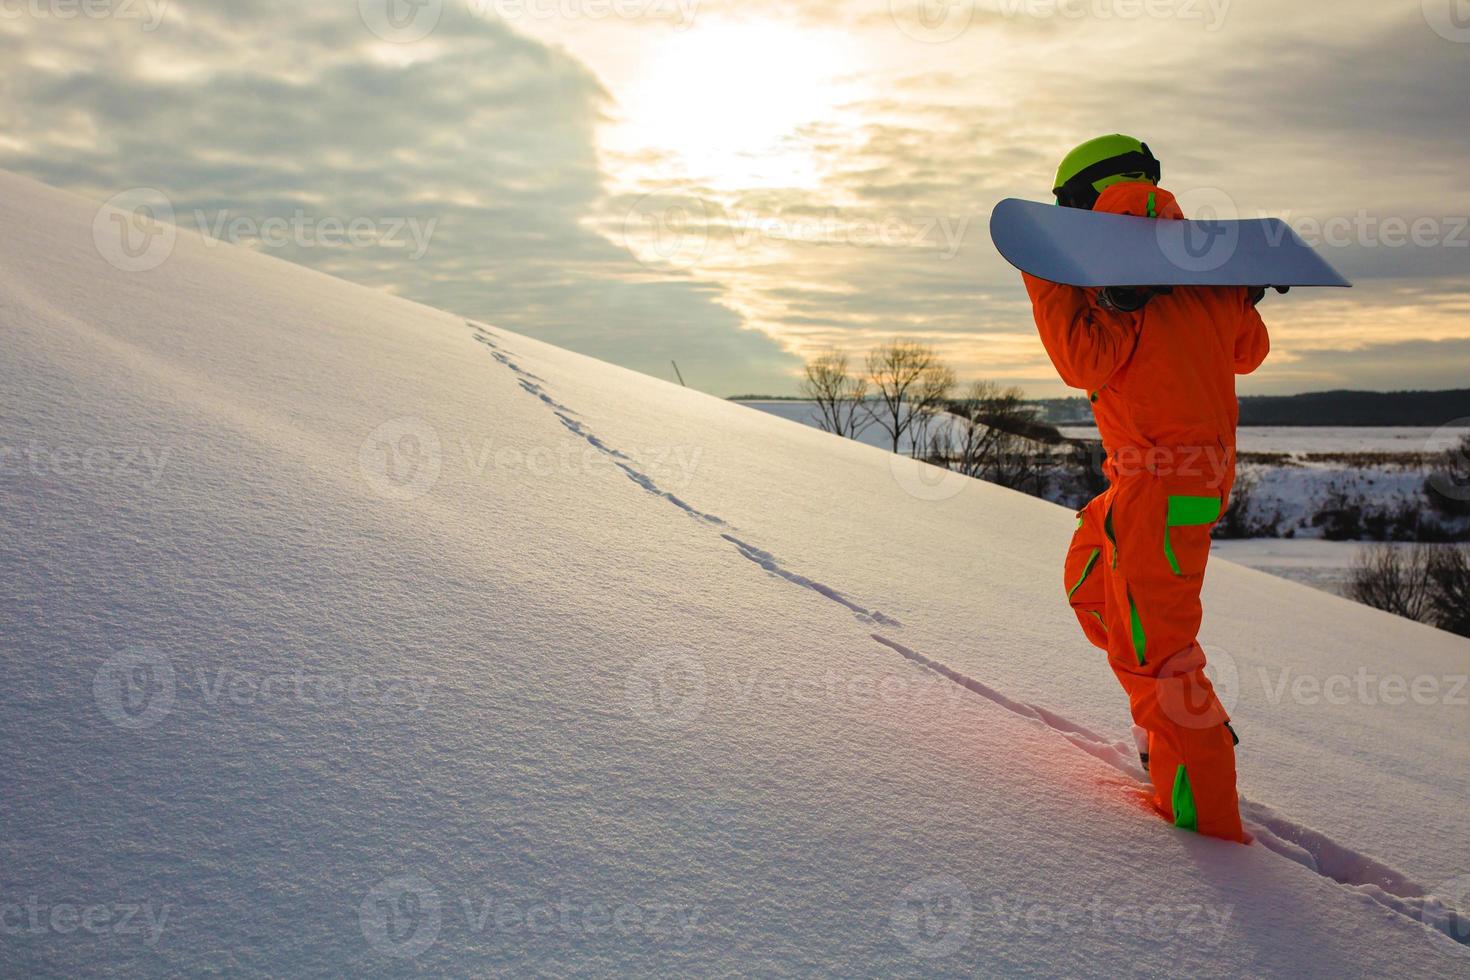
[2,0,1468,397]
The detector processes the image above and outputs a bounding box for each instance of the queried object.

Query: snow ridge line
[867,632,1470,949]
[467,325,900,625]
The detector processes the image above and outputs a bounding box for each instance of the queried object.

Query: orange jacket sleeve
[1233,292,1270,375]
[1023,272,1140,392]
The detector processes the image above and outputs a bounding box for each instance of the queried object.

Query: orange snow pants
[1065,471,1245,842]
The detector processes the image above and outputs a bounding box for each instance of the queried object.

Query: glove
[1099,286,1156,313]
[1248,285,1290,305]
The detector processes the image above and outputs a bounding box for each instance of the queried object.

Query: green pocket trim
[1068,547,1102,600]
[1172,765,1198,831]
[1164,495,1221,575]
[1104,503,1118,568]
[1128,589,1145,665]
[1167,495,1222,527]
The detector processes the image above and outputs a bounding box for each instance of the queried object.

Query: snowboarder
[1023,135,1269,843]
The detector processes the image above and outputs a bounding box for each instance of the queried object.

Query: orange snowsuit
[1023,182,1270,843]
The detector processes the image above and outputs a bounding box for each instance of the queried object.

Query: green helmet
[1053,135,1160,210]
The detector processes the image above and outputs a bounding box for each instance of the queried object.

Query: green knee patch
[1172,766,1198,832]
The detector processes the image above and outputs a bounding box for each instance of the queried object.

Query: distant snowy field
[1210,539,1367,597]
[1061,425,1462,455]
[4,172,1470,977]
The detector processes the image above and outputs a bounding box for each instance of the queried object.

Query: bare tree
[800,350,871,439]
[907,361,957,459]
[1347,545,1437,622]
[948,380,1048,491]
[1427,545,1470,637]
[864,340,952,454]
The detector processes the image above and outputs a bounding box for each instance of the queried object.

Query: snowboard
[989,197,1352,289]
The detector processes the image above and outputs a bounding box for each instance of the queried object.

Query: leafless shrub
[1348,544,1440,624]
[945,381,1049,492]
[1426,545,1470,637]
[863,340,954,455]
[799,350,871,439]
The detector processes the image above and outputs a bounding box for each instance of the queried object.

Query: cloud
[0,0,802,395]
[1249,337,1470,395]
[2,0,1466,396]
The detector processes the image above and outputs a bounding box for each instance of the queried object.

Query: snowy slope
[2,169,1468,977]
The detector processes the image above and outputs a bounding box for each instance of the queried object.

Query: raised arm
[1023,272,1141,392]
[1234,292,1271,375]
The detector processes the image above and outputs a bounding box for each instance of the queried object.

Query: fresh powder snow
[3,170,1469,977]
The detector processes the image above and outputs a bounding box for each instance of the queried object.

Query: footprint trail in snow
[469,322,1468,952]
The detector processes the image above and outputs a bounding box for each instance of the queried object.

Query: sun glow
[603,18,862,189]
